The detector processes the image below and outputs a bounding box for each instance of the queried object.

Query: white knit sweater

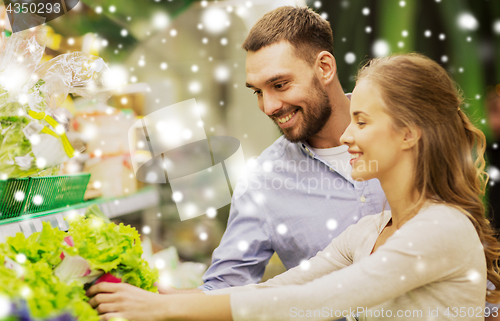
[206,204,486,321]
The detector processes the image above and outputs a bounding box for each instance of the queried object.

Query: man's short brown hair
[242,6,334,65]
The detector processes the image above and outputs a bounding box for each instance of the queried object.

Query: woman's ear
[316,51,336,85]
[402,125,421,150]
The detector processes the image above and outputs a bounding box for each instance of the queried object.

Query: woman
[88,54,500,320]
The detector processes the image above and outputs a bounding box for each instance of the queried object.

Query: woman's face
[340,79,407,182]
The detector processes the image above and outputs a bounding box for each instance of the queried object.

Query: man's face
[245,41,332,142]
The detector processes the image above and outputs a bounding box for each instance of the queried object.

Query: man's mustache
[270,107,301,120]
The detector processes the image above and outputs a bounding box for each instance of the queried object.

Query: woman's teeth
[350,153,361,160]
[278,110,297,124]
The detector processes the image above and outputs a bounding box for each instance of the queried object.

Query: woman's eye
[253,90,262,95]
[357,122,366,126]
[275,83,287,89]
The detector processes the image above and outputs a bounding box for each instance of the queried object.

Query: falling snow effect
[488,166,500,182]
[0,296,10,318]
[494,20,500,34]
[327,219,338,230]
[467,269,481,283]
[238,240,249,252]
[16,253,27,264]
[206,207,217,218]
[277,224,288,235]
[300,260,311,271]
[262,161,273,172]
[344,52,356,64]
[172,191,183,202]
[142,225,151,234]
[33,195,43,206]
[14,191,24,202]
[372,40,390,57]
[202,8,229,34]
[457,12,479,31]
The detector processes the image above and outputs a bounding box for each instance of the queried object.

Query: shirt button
[360,195,366,203]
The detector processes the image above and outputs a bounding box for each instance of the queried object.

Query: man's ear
[402,125,421,150]
[316,51,336,85]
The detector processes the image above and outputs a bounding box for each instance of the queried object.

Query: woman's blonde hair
[357,53,500,303]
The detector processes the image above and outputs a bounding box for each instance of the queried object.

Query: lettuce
[66,211,158,292]
[0,221,65,266]
[0,254,99,321]
[0,206,158,320]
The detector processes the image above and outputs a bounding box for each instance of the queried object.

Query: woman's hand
[87,282,232,321]
[87,282,169,321]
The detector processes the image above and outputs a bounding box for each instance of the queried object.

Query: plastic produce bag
[32,52,111,109]
[0,28,111,178]
[142,240,207,290]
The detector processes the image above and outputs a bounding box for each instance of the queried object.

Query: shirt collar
[298,141,357,185]
[299,141,316,159]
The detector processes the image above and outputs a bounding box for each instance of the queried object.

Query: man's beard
[273,77,332,143]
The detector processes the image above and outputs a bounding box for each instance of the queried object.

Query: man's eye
[275,83,286,89]
[253,90,262,95]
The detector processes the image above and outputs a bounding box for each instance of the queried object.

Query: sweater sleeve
[228,206,484,321]
[205,220,357,296]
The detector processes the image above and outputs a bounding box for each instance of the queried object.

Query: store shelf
[98,187,160,219]
[0,187,160,242]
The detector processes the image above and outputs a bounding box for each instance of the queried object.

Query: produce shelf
[0,187,160,242]
[0,174,90,219]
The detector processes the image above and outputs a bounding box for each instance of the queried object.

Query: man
[198,5,386,292]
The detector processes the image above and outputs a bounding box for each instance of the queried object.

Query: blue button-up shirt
[200,135,387,291]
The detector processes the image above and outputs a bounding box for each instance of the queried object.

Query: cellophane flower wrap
[0,27,111,178]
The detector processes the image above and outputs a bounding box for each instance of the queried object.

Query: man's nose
[262,92,283,116]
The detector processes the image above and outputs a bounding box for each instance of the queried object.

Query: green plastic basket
[0,178,30,219]
[0,173,91,219]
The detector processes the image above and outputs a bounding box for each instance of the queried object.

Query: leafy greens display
[0,206,158,320]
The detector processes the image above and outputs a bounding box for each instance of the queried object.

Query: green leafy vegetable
[0,206,158,320]
[66,212,158,292]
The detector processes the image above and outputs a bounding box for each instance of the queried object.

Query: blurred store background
[1,0,500,287]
